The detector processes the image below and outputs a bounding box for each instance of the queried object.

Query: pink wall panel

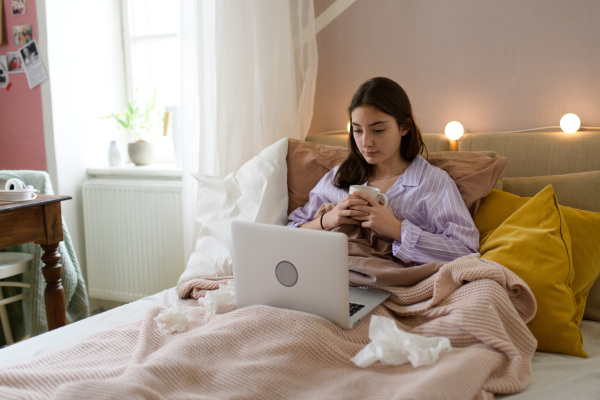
[310,0,600,136]
[0,0,46,171]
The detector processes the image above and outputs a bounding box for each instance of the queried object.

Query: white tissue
[351,315,451,368]
[203,281,236,316]
[154,302,188,333]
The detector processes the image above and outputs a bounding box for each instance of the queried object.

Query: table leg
[40,243,66,330]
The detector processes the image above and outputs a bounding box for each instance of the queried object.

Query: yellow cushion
[476,188,600,324]
[477,185,585,357]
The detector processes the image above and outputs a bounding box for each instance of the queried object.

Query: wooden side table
[0,194,72,331]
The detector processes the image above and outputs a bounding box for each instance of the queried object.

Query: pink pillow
[287,139,347,215]
[286,139,507,216]
[427,151,507,215]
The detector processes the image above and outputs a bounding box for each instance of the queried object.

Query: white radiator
[82,178,184,302]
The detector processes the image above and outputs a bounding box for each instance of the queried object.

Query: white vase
[108,140,123,167]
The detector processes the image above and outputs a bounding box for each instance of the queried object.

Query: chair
[0,252,32,345]
[0,171,90,335]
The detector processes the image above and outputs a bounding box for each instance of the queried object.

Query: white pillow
[178,137,289,286]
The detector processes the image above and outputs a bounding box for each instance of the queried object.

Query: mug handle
[376,193,388,206]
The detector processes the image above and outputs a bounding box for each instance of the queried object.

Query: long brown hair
[334,77,426,189]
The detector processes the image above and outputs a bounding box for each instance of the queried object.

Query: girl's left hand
[349,192,402,242]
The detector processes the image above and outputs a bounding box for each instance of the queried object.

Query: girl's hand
[349,192,402,241]
[321,194,369,229]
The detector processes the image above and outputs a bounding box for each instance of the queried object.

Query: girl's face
[351,105,409,166]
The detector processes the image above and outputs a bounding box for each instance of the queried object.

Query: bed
[0,130,599,399]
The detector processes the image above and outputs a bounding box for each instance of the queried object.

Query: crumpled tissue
[203,281,236,316]
[351,315,451,368]
[154,302,188,333]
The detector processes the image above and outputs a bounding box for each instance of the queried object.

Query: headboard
[458,131,600,178]
[306,129,600,322]
[307,130,600,212]
[308,131,451,152]
[458,131,600,213]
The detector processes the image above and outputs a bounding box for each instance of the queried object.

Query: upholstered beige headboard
[307,131,451,152]
[456,130,600,213]
[306,130,600,212]
[306,129,600,322]
[458,131,600,178]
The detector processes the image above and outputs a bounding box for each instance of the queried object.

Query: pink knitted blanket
[0,256,536,400]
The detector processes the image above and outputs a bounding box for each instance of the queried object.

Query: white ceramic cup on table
[1,178,38,201]
[349,185,388,206]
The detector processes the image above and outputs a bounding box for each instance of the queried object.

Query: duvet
[0,256,536,400]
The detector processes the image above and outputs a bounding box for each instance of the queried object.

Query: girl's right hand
[321,194,369,229]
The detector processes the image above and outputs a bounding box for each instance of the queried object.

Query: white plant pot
[128,141,155,166]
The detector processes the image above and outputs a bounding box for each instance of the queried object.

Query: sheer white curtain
[180,0,318,261]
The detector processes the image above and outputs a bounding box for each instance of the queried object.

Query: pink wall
[3,1,599,167]
[0,0,46,171]
[310,0,600,136]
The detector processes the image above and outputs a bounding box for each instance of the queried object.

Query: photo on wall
[19,39,48,89]
[0,55,10,89]
[12,0,26,16]
[19,40,39,66]
[7,52,23,73]
[13,24,32,46]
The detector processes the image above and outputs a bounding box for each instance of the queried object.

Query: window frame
[120,0,180,107]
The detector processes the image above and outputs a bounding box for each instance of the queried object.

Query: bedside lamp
[445,121,465,151]
[560,113,580,134]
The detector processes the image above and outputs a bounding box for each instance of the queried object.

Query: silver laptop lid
[231,220,351,327]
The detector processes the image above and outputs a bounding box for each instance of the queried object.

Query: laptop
[231,220,390,329]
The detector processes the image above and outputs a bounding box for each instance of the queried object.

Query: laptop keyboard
[349,302,365,317]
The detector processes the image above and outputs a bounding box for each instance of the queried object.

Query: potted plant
[108,91,163,166]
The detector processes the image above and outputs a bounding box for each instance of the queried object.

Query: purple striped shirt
[287,155,479,264]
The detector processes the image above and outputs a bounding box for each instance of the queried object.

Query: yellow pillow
[477,185,585,357]
[476,188,600,325]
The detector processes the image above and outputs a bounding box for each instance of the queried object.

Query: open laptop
[231,220,390,329]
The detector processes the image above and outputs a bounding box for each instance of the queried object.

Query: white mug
[349,185,388,206]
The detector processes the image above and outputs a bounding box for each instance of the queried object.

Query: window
[121,0,180,141]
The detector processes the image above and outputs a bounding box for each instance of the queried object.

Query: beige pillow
[587,284,600,321]
[286,140,507,218]
[502,170,600,213]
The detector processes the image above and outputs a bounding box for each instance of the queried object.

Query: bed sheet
[0,288,180,368]
[0,288,598,399]
[498,319,600,399]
